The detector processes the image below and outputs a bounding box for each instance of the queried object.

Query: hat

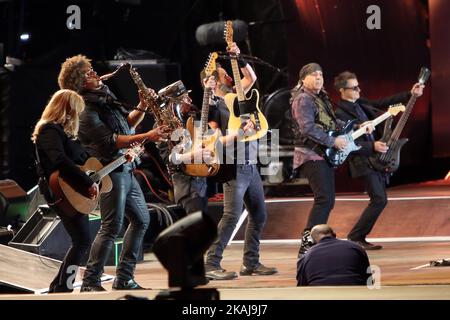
[299,63,322,81]
[158,80,192,98]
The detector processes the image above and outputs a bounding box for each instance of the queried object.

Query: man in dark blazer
[296,224,371,286]
[334,71,424,250]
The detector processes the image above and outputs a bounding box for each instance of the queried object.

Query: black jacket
[35,123,93,194]
[335,92,411,177]
[79,85,136,166]
[296,237,370,286]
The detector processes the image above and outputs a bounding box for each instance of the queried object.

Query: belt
[243,160,257,165]
[112,163,135,173]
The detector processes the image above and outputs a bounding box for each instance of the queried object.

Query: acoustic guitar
[49,143,144,216]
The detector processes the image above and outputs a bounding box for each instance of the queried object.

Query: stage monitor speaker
[9,206,135,266]
[9,205,70,260]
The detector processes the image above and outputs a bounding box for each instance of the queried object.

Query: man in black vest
[291,63,349,256]
[334,71,424,250]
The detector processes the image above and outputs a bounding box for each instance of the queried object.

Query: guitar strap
[33,145,58,206]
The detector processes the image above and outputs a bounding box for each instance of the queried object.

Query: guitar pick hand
[334,136,349,151]
[88,183,99,200]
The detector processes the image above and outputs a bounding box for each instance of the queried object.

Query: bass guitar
[49,143,144,216]
[368,67,430,173]
[324,104,405,167]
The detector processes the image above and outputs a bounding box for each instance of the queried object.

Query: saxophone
[128,66,182,133]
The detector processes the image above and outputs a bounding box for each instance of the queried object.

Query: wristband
[238,58,248,68]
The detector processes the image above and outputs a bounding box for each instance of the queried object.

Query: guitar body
[224,89,269,142]
[368,117,409,173]
[49,157,113,216]
[324,119,361,167]
[369,137,409,173]
[182,116,221,177]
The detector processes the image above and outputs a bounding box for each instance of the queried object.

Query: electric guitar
[49,143,145,216]
[223,20,268,142]
[324,104,405,167]
[182,52,221,177]
[368,67,430,173]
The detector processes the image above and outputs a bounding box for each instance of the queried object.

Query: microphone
[195,20,248,46]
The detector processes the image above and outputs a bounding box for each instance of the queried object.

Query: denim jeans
[348,170,387,240]
[82,172,150,285]
[206,164,267,269]
[173,173,208,214]
[300,160,335,230]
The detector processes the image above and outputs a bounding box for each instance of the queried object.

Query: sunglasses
[84,67,97,78]
[344,85,360,91]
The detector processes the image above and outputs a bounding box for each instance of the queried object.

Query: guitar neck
[200,88,212,134]
[229,55,246,102]
[91,156,127,182]
[388,95,417,143]
[351,111,393,140]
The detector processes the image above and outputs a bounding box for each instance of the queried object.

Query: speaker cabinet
[9,206,137,266]
[9,205,70,260]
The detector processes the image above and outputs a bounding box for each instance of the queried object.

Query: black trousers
[49,211,90,293]
[348,171,387,241]
[82,172,150,286]
[300,160,335,231]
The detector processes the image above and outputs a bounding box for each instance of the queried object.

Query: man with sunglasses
[334,71,424,250]
[58,55,168,291]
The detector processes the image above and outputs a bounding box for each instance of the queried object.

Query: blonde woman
[32,89,98,293]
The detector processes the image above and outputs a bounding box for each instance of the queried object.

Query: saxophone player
[58,54,168,291]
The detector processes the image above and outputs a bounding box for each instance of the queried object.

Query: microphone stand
[217,52,288,77]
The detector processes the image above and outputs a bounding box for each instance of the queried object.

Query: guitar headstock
[418,67,431,85]
[125,142,145,162]
[224,20,234,46]
[204,52,218,77]
[388,104,406,116]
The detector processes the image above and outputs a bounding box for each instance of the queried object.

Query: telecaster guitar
[223,20,268,142]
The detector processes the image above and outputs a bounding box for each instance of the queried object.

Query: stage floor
[1,179,449,300]
[1,240,450,300]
